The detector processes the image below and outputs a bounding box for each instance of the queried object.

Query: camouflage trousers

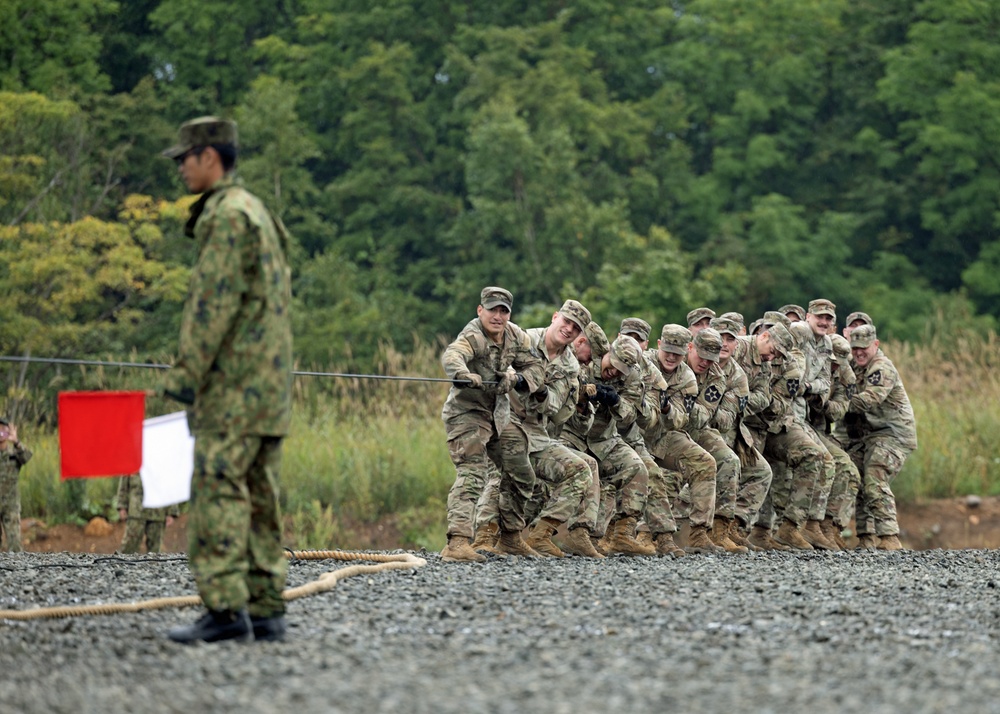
[630,443,676,536]
[446,419,535,537]
[849,436,910,537]
[691,429,741,521]
[0,472,22,552]
[757,423,832,527]
[734,445,773,528]
[651,430,716,528]
[121,517,166,554]
[189,433,287,617]
[813,432,861,527]
[594,440,646,536]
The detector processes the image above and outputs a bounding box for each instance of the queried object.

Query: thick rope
[0,549,426,621]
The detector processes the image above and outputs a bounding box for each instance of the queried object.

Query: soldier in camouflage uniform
[847,325,917,550]
[440,286,546,561]
[780,304,806,323]
[687,307,716,334]
[644,325,722,554]
[117,474,179,554]
[843,310,873,340]
[0,419,31,553]
[710,317,773,549]
[160,117,293,644]
[683,328,748,553]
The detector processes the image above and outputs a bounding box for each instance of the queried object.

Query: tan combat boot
[591,534,609,556]
[748,525,790,551]
[636,531,654,549]
[524,517,565,557]
[654,532,685,558]
[820,517,847,550]
[774,519,814,550]
[802,519,838,550]
[712,517,749,553]
[496,529,542,557]
[561,527,605,558]
[686,523,725,554]
[470,521,503,555]
[729,519,759,551]
[856,533,879,550]
[604,516,656,556]
[441,535,487,563]
[876,534,904,551]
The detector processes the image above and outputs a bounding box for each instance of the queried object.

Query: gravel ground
[2,548,1000,714]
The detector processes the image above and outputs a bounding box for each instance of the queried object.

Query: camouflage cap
[830,333,851,360]
[686,307,716,327]
[709,316,740,337]
[658,324,692,355]
[720,311,745,330]
[609,335,642,376]
[620,317,652,342]
[693,327,722,363]
[779,304,806,321]
[748,318,763,336]
[846,311,873,327]
[162,116,238,159]
[764,322,795,358]
[584,321,611,360]
[558,299,591,332]
[762,311,792,329]
[808,298,836,318]
[480,286,513,311]
[850,324,878,348]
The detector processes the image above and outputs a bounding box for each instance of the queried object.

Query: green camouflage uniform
[848,340,917,537]
[160,173,292,618]
[117,475,180,554]
[441,318,544,537]
[0,441,32,552]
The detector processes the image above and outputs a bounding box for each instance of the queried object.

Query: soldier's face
[844,319,868,340]
[622,332,648,350]
[686,344,711,374]
[658,347,683,372]
[719,333,737,359]
[572,335,592,365]
[550,313,582,347]
[177,147,212,193]
[852,342,878,367]
[806,312,834,336]
[600,353,621,380]
[757,333,776,361]
[689,318,710,334]
[477,304,510,340]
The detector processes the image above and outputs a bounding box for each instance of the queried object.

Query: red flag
[58,391,145,479]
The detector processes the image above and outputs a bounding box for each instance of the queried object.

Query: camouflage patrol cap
[748,318,763,336]
[558,299,591,332]
[764,322,795,358]
[693,327,722,363]
[584,321,611,359]
[850,324,878,348]
[762,311,792,329]
[658,324,692,355]
[789,320,814,346]
[830,334,851,360]
[480,286,513,311]
[846,311,873,327]
[808,299,836,318]
[686,307,716,327]
[162,116,238,159]
[779,304,806,321]
[720,311,745,330]
[620,317,652,342]
[709,316,740,337]
[609,335,641,376]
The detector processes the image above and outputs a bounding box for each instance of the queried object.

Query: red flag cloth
[58,391,145,479]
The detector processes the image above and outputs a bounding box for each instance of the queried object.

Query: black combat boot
[250,614,288,642]
[168,609,253,644]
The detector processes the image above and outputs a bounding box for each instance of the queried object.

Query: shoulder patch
[846,383,856,399]
[683,395,696,413]
[704,385,722,403]
[738,395,748,413]
[786,378,800,396]
[867,370,882,386]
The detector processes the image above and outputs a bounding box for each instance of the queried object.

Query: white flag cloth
[140,411,195,509]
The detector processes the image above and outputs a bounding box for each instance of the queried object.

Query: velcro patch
[683,395,696,413]
[704,385,722,403]
[786,378,800,396]
[867,370,882,386]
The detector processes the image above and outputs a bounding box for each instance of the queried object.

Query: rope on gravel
[0,549,426,621]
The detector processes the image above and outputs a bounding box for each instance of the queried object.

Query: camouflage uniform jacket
[0,441,32,488]
[732,336,772,418]
[441,318,544,432]
[684,363,728,440]
[561,360,642,461]
[791,324,833,423]
[509,327,582,453]
[117,474,179,522]
[810,362,856,433]
[712,358,749,446]
[643,349,698,438]
[621,352,667,452]
[849,350,917,449]
[161,175,293,436]
[744,347,805,435]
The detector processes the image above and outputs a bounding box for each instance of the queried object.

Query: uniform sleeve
[535,363,579,427]
[849,363,899,413]
[12,442,32,467]
[511,330,545,393]
[745,365,771,416]
[441,334,476,379]
[610,373,641,426]
[713,368,748,434]
[162,202,252,404]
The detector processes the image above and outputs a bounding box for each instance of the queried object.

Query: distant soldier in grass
[0,418,32,552]
[116,474,178,554]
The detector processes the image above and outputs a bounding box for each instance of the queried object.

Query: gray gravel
[2,549,1000,714]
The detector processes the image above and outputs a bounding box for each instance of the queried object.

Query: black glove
[533,384,549,401]
[596,384,620,408]
[513,374,531,393]
[659,391,672,414]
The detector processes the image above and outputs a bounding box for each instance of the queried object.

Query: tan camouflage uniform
[0,438,31,552]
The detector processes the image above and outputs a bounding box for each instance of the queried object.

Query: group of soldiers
[439,287,917,562]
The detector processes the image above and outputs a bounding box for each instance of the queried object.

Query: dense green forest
[3,0,1000,390]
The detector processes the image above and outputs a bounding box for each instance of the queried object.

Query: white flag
[140,411,194,509]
